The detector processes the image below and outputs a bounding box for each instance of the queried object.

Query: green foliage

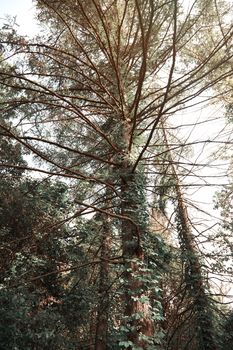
[221,312,233,350]
[0,174,77,349]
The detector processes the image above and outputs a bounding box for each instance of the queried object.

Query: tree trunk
[120,120,155,349]
[95,212,112,350]
[121,173,154,348]
[161,123,218,350]
[175,182,218,350]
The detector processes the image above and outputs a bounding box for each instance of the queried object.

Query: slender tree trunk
[162,125,218,350]
[95,209,112,349]
[175,182,217,350]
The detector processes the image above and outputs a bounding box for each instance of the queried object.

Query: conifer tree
[0,1,233,348]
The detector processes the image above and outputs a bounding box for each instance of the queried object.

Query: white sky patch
[0,0,39,36]
[176,102,231,217]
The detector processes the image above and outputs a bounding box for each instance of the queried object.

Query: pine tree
[0,1,233,348]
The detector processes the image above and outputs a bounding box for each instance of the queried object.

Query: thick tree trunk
[120,120,155,349]
[121,172,154,348]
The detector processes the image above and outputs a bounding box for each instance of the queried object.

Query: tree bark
[175,182,218,350]
[162,125,218,350]
[120,120,155,349]
[95,210,112,350]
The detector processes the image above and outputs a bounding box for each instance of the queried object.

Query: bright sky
[0,0,39,36]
